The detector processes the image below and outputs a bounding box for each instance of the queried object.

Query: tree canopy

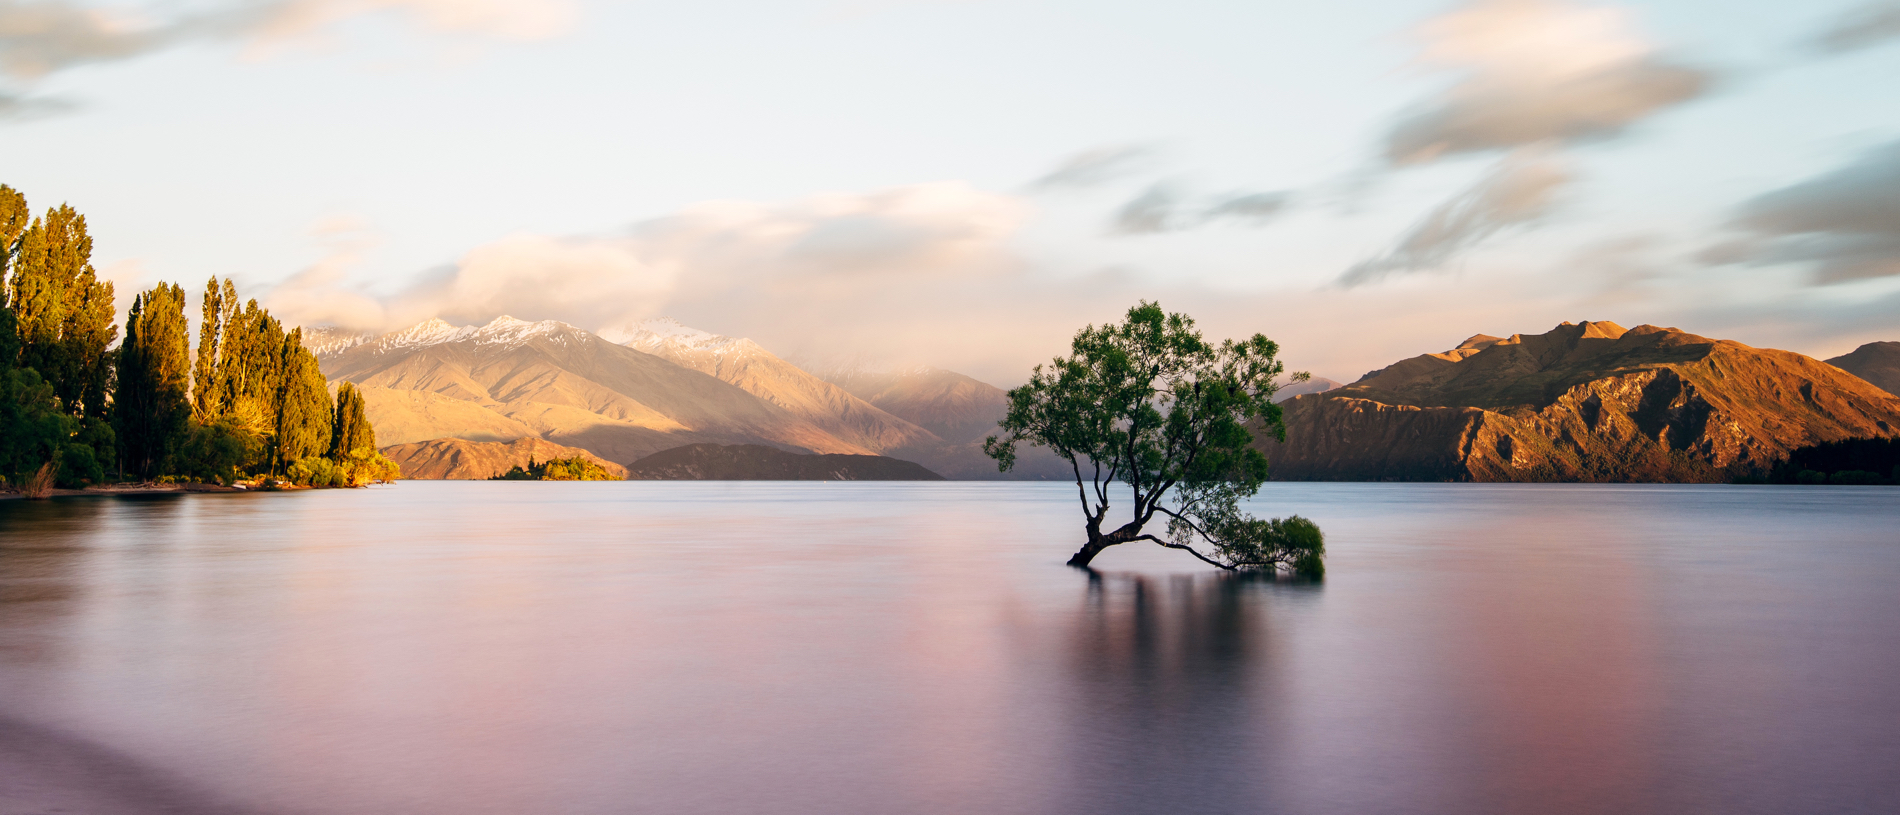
[0,183,397,492]
[984,302,1325,576]
[490,456,618,481]
[115,283,193,480]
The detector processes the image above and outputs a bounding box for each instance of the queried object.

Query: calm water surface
[1,482,1897,814]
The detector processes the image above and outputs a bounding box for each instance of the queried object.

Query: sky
[2,0,1897,385]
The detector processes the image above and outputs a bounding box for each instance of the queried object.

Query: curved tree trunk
[1066,521,1146,568]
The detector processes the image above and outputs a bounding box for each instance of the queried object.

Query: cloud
[1106,186,1290,235]
[1701,139,1900,285]
[1029,144,1157,190]
[277,181,1033,335]
[1109,184,1178,234]
[1383,0,1711,165]
[1203,191,1289,224]
[1811,2,1900,54]
[0,0,574,92]
[0,87,69,118]
[0,0,164,79]
[1340,150,1570,286]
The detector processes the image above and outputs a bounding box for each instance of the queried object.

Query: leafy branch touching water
[984,302,1324,576]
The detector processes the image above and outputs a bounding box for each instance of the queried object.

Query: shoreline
[0,714,265,815]
[1,483,280,501]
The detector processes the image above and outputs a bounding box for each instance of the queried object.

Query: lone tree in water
[984,302,1325,576]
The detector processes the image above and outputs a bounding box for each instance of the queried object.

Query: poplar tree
[0,188,70,485]
[215,298,286,437]
[1,187,105,487]
[192,276,235,422]
[115,284,192,480]
[272,328,333,473]
[8,204,116,418]
[329,381,374,459]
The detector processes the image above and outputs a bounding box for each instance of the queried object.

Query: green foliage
[57,440,102,489]
[273,329,333,472]
[192,277,232,423]
[114,284,194,479]
[188,278,349,479]
[287,455,342,487]
[490,456,617,481]
[0,189,378,490]
[0,365,71,487]
[7,201,116,420]
[985,301,1323,575]
[173,418,256,485]
[329,381,374,460]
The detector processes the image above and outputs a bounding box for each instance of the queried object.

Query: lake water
[1,482,1897,815]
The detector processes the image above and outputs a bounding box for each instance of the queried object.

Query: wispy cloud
[1340,150,1570,287]
[1343,0,1706,284]
[0,0,575,114]
[1810,1,1900,54]
[1701,139,1900,285]
[1107,185,1291,235]
[1029,144,1157,190]
[1383,0,1712,164]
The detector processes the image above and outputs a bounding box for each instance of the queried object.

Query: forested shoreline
[0,185,397,497]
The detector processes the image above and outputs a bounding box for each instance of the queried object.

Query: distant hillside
[624,443,944,480]
[599,318,939,452]
[1259,321,1900,482]
[817,366,1073,480]
[312,316,1087,481]
[318,316,869,465]
[383,437,629,480]
[823,367,1010,444]
[1828,342,1900,396]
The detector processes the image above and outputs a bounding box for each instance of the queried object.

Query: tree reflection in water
[1049,569,1319,814]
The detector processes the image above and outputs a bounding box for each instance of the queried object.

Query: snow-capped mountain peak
[348,315,587,355]
[468,315,580,346]
[599,317,750,355]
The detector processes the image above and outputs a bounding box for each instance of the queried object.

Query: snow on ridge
[300,326,376,357]
[377,318,468,351]
[600,317,752,356]
[467,315,583,347]
[356,315,588,354]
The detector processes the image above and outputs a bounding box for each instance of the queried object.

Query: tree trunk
[1067,535,1113,568]
[1066,521,1146,568]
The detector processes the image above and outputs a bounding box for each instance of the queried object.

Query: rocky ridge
[1260,321,1900,481]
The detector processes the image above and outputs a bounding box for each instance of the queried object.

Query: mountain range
[310,317,1064,480]
[1259,321,1900,482]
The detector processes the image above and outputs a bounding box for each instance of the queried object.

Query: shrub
[1830,470,1885,485]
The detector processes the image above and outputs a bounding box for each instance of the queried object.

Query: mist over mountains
[309,316,1067,480]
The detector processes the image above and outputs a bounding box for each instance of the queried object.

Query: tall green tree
[1,187,105,488]
[984,302,1326,576]
[273,329,333,473]
[216,298,285,438]
[115,283,193,480]
[0,186,27,283]
[8,203,116,419]
[329,381,374,459]
[192,276,235,422]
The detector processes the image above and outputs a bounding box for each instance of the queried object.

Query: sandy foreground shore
[0,715,266,815]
